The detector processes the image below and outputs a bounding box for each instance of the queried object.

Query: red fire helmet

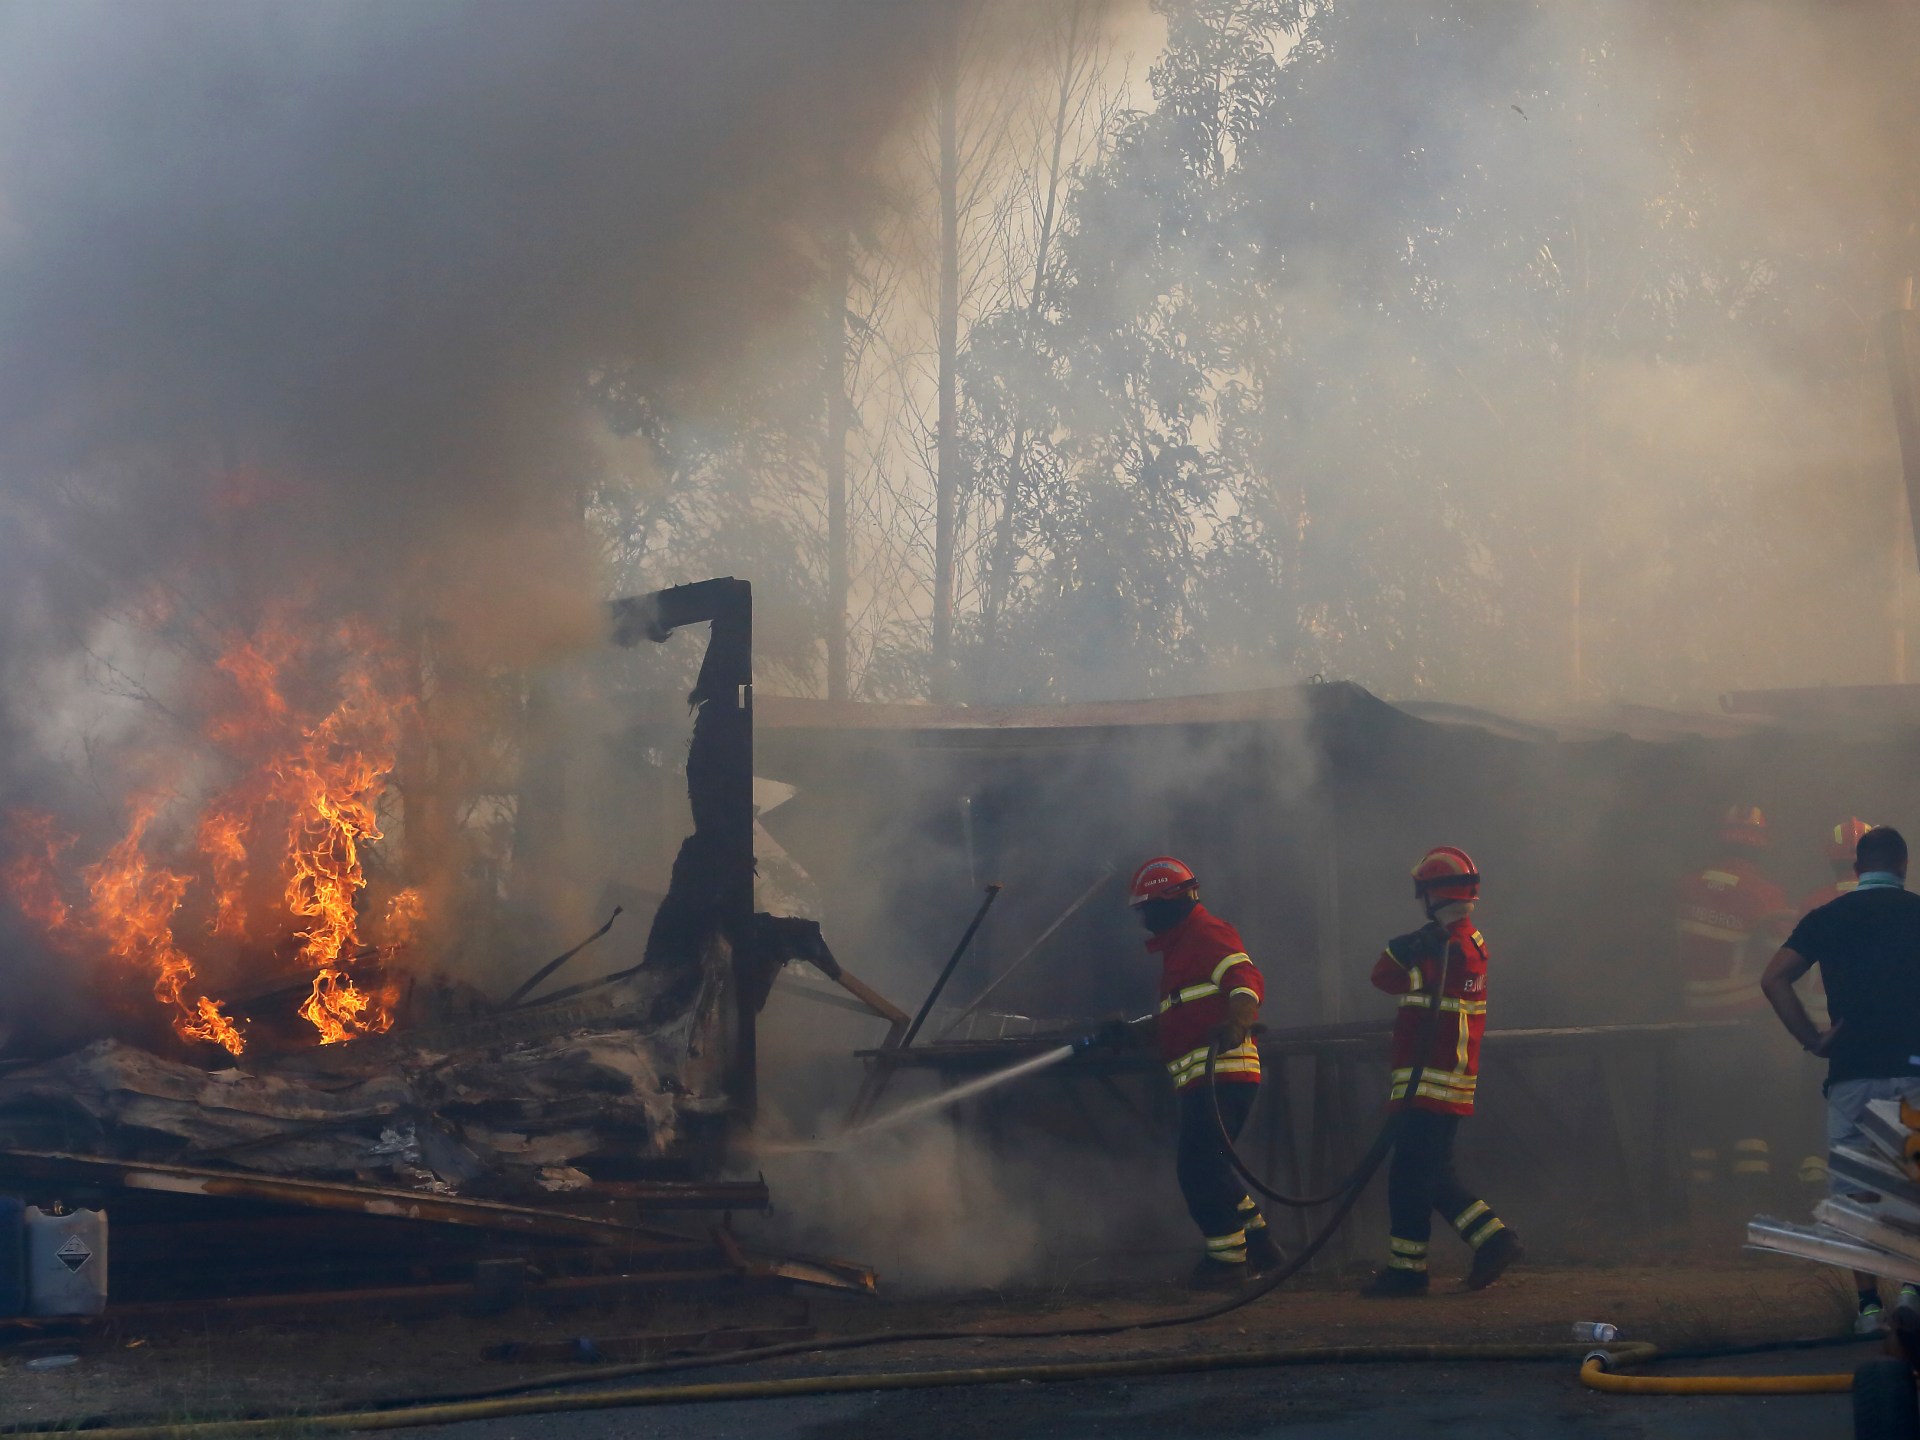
[1128,856,1198,906]
[1720,805,1768,850]
[1412,845,1480,903]
[1829,817,1876,864]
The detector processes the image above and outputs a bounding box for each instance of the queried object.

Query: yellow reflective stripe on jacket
[1168,1044,1260,1080]
[1159,981,1219,1013]
[1381,939,1423,987]
[1389,1068,1478,1090]
[1210,952,1252,985]
[1168,1041,1261,1087]
[1396,995,1486,1014]
[1397,1080,1477,1105]
[1161,954,1257,1015]
[1388,1066,1478,1104]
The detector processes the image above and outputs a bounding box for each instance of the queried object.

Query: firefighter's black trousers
[1387,1107,1504,1255]
[1175,1081,1265,1249]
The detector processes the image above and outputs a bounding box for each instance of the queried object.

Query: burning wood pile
[0,985,711,1198]
[0,582,799,1214]
[4,609,431,1060]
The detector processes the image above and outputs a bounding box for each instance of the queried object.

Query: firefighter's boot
[1464,1226,1524,1291]
[1244,1225,1285,1274]
[1187,1255,1248,1291]
[1359,1266,1430,1299]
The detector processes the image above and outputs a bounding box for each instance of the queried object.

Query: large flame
[5,611,423,1052]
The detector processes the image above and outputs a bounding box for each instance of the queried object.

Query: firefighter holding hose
[1360,846,1523,1297]
[1129,856,1284,1287]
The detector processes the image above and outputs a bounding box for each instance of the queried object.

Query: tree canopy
[598,0,1920,710]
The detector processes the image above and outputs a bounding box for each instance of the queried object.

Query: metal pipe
[901,885,1002,1048]
[936,867,1113,1040]
[504,907,624,1007]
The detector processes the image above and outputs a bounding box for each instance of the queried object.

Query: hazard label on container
[53,1235,91,1272]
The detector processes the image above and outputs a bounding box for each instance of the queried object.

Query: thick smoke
[0,0,989,1018]
[0,0,960,667]
[940,0,1920,710]
[731,0,1920,1283]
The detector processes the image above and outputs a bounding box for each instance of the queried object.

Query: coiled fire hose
[1201,936,1454,1210]
[1202,1028,1404,1208]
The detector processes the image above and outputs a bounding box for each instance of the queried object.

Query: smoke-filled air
[2,0,1920,1301]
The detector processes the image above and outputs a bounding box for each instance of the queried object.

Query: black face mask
[1137,897,1197,935]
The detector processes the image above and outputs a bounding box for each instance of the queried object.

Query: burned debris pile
[0,580,891,1316]
[0,978,695,1198]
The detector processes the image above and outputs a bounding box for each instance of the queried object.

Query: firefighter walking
[1361,846,1523,1297]
[1128,856,1283,1287]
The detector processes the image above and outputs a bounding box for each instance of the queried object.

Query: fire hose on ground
[6,1340,1886,1439]
[1577,1349,1850,1394]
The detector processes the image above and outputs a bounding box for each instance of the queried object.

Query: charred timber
[608,579,863,1125]
[611,580,758,1120]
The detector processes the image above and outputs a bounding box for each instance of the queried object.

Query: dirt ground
[0,1253,1865,1430]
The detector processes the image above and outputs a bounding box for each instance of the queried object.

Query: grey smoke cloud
[0,0,954,665]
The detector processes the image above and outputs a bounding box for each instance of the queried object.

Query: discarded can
[25,1208,107,1317]
[1571,1322,1619,1343]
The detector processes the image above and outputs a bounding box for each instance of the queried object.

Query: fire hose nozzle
[1075,1018,1141,1053]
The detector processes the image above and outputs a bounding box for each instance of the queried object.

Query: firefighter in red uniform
[1361,846,1523,1297]
[1673,805,1795,1193]
[1129,856,1284,1287]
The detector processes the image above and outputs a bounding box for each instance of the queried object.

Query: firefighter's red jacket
[1674,857,1790,1018]
[1370,918,1487,1116]
[1149,904,1263,1093]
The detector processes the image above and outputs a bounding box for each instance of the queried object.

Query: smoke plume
[0,1,962,662]
[0,0,995,1038]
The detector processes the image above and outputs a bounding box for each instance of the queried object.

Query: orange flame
[384,888,426,949]
[79,798,246,1054]
[4,610,422,1052]
[5,811,81,940]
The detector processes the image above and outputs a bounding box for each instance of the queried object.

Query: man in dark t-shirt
[1762,825,1920,1334]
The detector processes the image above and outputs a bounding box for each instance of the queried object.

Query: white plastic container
[25,1207,106,1316]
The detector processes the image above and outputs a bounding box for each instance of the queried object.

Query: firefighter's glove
[1209,1020,1250,1052]
[1097,1017,1136,1047]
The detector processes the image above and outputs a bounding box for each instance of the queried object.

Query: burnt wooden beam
[0,1148,696,1246]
